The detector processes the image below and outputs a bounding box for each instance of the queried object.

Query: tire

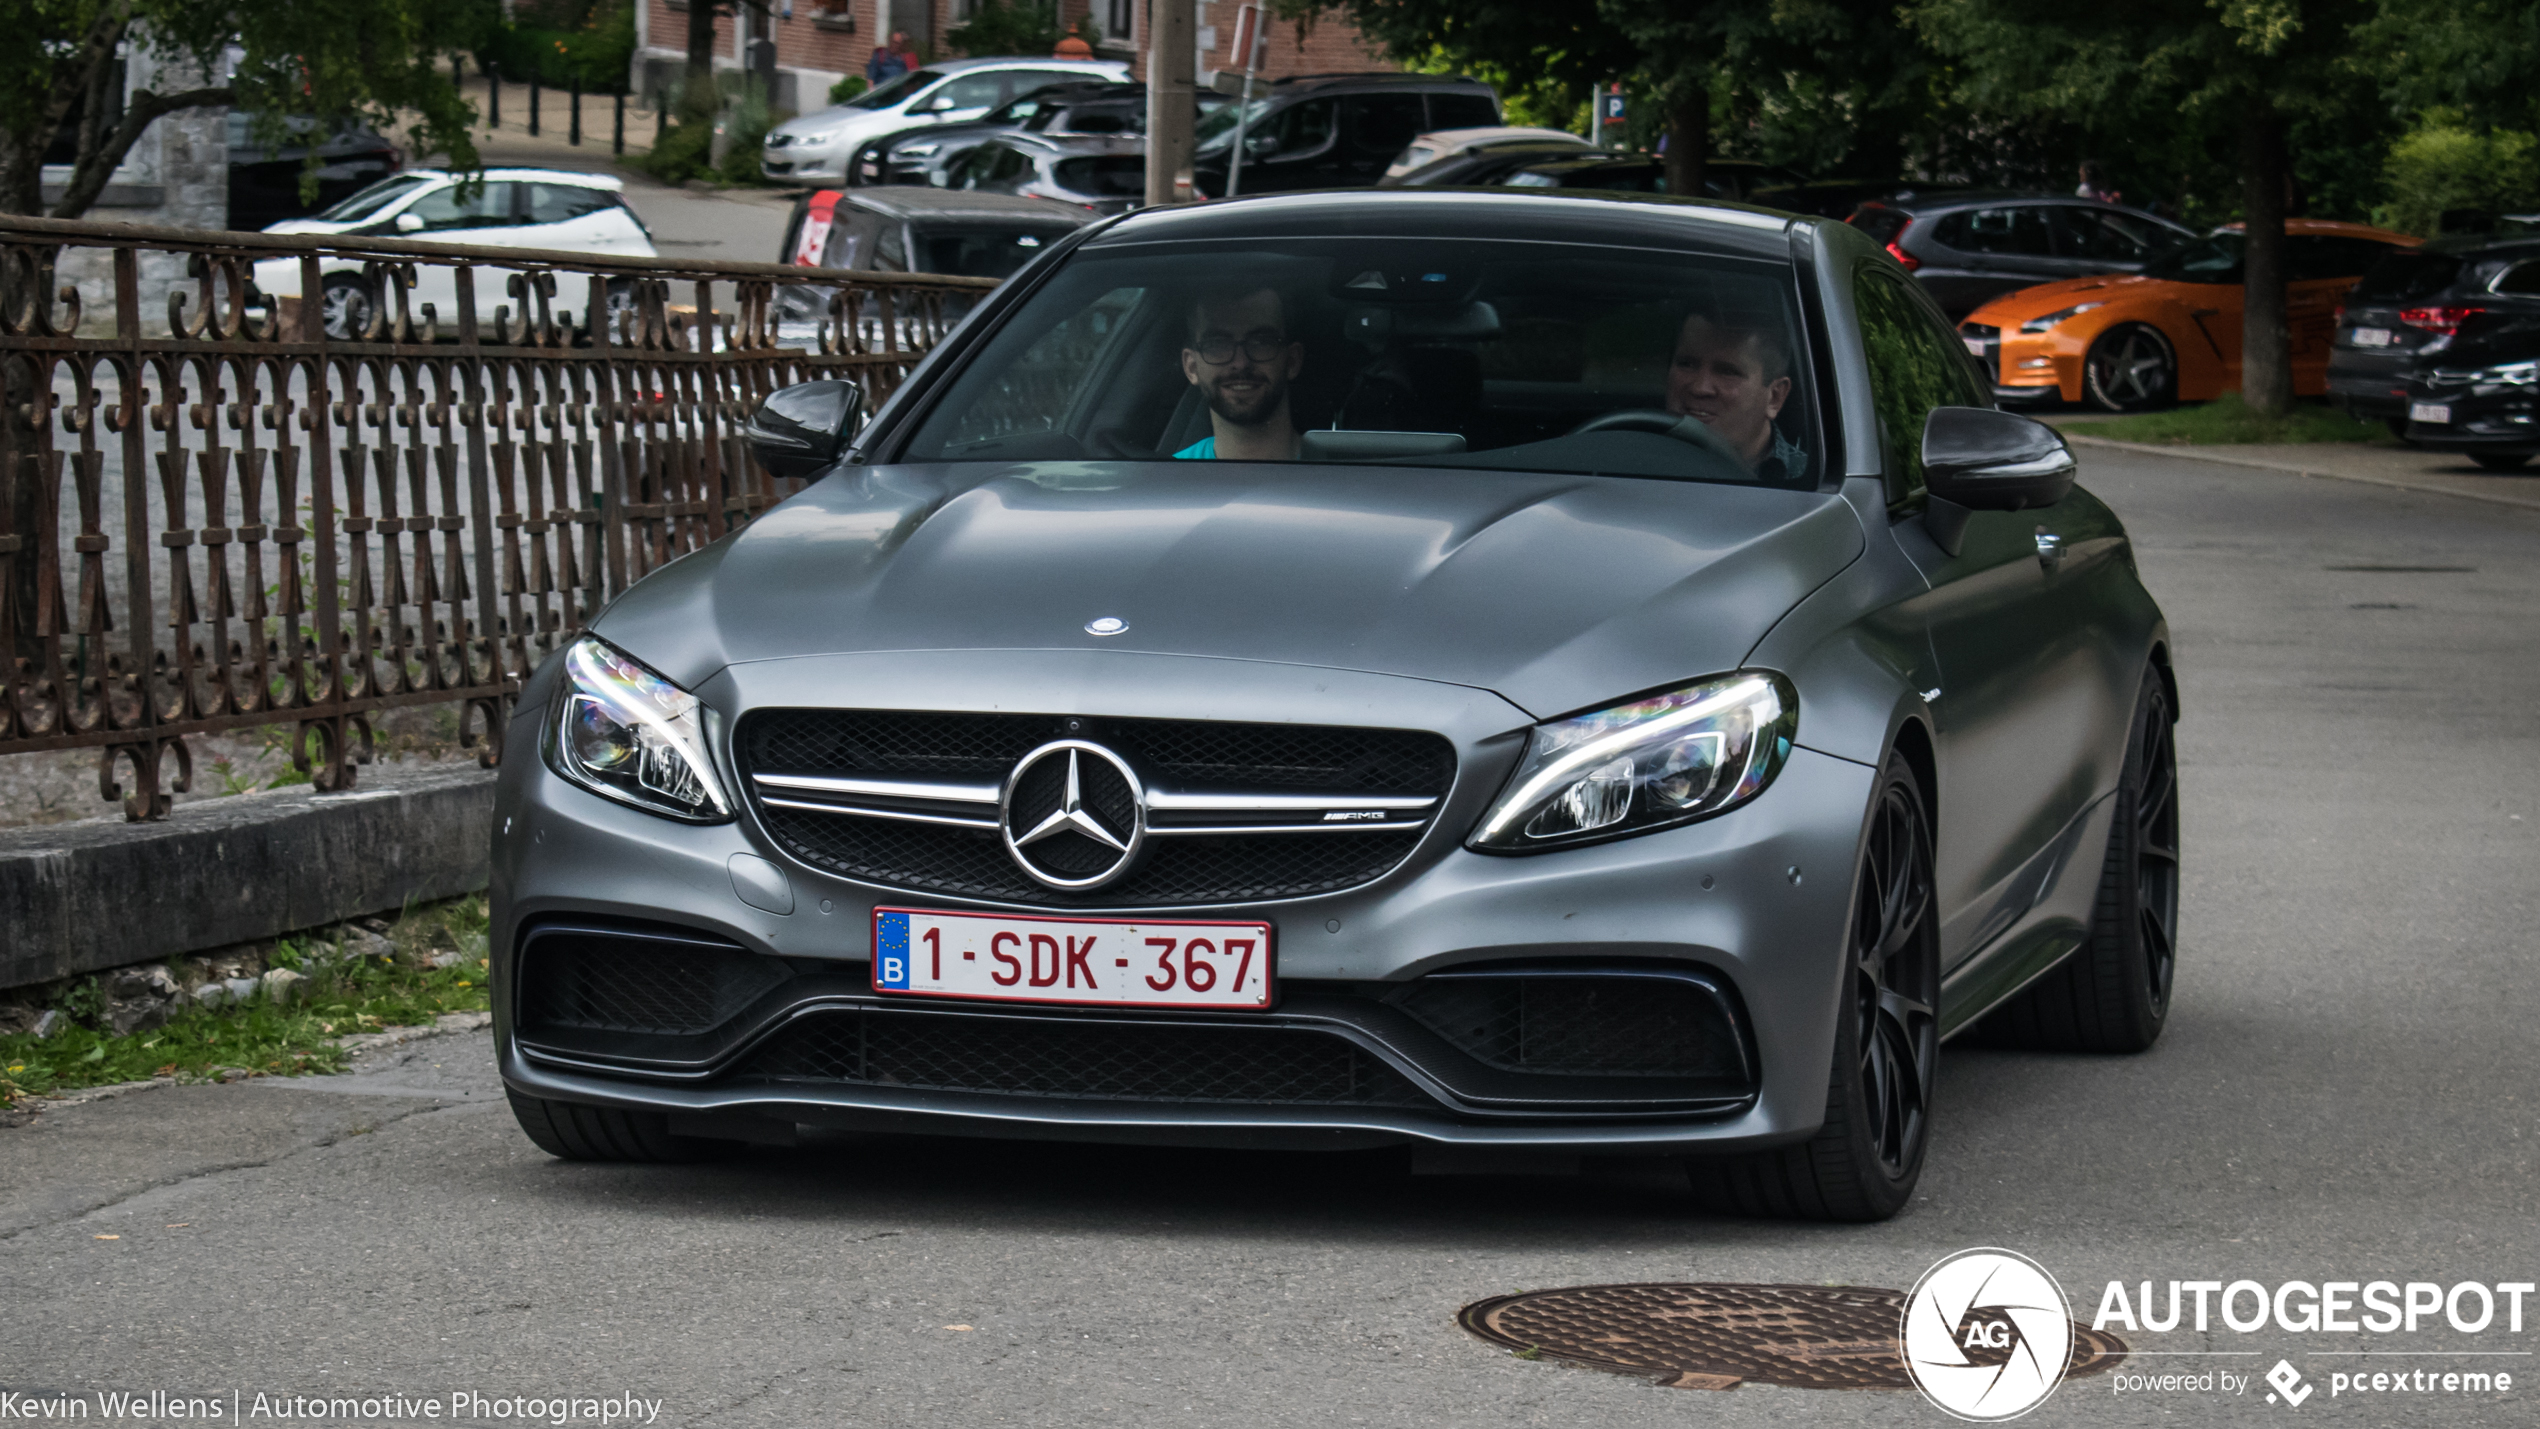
[1974,665,2179,1053]
[319,274,375,342]
[1686,753,1940,1222]
[2471,452,2531,471]
[507,1089,712,1163]
[2384,417,2411,440]
[2083,324,2178,412]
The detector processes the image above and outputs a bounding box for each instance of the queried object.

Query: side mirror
[1918,406,2076,555]
[393,212,425,233]
[744,380,865,481]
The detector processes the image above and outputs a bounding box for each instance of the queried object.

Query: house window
[1105,0,1136,40]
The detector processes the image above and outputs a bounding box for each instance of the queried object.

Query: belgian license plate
[2352,327,2393,347]
[1962,336,1987,356]
[872,907,1273,1010]
[2411,402,2452,424]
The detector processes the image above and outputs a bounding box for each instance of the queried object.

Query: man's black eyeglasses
[1189,331,1290,364]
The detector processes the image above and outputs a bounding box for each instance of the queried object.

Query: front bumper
[492,659,1878,1155]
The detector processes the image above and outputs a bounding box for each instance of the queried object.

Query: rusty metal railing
[0,214,994,818]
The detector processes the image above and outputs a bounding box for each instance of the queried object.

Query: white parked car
[1382,126,1594,180]
[252,168,657,340]
[759,56,1130,186]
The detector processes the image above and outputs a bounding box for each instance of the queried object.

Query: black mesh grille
[741,1010,1432,1106]
[739,710,1452,906]
[1391,976,1746,1078]
[520,929,790,1036]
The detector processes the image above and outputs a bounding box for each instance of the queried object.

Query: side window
[1426,93,1500,131]
[1937,206,2053,257]
[2057,206,2163,263]
[823,210,879,268]
[875,222,908,272]
[2496,260,2540,295]
[1854,270,1988,501]
[524,183,613,225]
[1342,93,1426,157]
[1264,99,1335,157]
[1000,69,1085,102]
[402,181,519,231]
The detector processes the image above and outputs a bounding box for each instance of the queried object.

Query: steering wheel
[1566,409,1748,467]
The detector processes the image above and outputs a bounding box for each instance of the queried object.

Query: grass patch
[0,895,492,1106]
[2057,394,2390,445]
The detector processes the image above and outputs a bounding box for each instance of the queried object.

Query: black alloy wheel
[1975,665,2179,1053]
[2084,324,2178,411]
[1688,753,1939,1222]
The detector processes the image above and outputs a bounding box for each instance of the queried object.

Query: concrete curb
[2064,433,2540,512]
[17,1011,495,1111]
[0,763,497,991]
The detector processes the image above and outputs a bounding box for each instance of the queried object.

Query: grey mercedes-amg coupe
[492,190,2177,1221]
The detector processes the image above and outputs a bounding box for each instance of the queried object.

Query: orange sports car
[1959,218,2421,410]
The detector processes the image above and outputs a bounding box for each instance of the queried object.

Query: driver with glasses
[1175,286,1305,460]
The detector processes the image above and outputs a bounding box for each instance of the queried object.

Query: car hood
[595,461,1864,721]
[1966,273,2194,326]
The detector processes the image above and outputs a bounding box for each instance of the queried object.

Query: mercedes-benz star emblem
[1000,740,1146,890]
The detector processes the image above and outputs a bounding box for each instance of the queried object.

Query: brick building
[633,0,1397,116]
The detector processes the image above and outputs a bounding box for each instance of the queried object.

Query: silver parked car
[761,56,1130,186]
[494,191,2179,1222]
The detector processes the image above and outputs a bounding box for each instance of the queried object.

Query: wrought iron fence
[0,214,993,819]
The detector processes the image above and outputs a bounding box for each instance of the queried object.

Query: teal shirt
[1173,437,1216,459]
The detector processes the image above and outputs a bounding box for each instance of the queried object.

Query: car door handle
[2035,529,2065,572]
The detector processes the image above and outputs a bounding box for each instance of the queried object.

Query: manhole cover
[1459,1282,2128,1392]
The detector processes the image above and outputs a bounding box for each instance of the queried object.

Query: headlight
[791,132,832,149]
[545,637,732,822]
[2020,302,2104,333]
[1470,673,1797,851]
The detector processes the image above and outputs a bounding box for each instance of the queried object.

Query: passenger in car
[1174,287,1306,460]
[1667,309,1808,481]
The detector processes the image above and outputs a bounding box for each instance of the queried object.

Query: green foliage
[0,0,490,217]
[635,119,715,183]
[0,897,492,1106]
[829,75,870,106]
[478,0,637,91]
[945,0,1094,58]
[715,83,789,186]
[2376,123,2540,237]
[2058,395,2388,445]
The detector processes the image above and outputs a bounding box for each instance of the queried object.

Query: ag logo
[1901,1248,2074,1421]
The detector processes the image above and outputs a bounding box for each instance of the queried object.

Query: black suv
[1850,191,2195,318]
[1192,73,1499,197]
[2330,237,2540,469]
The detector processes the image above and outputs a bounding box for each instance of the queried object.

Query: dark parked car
[1191,73,1499,197]
[942,133,1147,214]
[497,189,2179,1226]
[2329,236,2540,468]
[776,186,1093,321]
[225,112,402,232]
[851,82,1224,189]
[1383,144,1621,188]
[1849,191,2195,318]
[1497,154,1811,204]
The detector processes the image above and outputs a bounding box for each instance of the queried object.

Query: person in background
[867,31,918,88]
[2077,161,2123,205]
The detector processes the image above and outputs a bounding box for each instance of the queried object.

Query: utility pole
[1222,3,1266,198]
[1144,0,1195,207]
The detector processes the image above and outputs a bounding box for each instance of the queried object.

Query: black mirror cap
[745,380,865,482]
[1920,406,2077,512]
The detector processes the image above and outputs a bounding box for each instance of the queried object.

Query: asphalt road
[3,448,2535,1428]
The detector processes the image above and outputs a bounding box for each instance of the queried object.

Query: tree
[1910,0,2383,415]
[0,0,486,220]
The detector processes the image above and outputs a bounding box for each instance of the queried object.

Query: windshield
[2351,252,2464,302]
[316,174,435,223]
[848,69,941,111]
[915,225,1072,280]
[2142,234,2244,284]
[1195,98,1270,151]
[897,237,1820,487]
